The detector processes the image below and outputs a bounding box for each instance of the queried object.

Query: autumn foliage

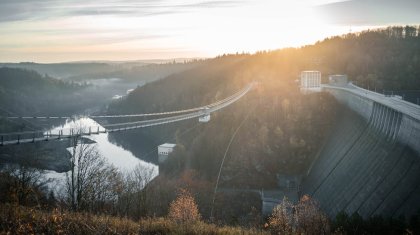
[168,189,201,224]
[268,195,330,235]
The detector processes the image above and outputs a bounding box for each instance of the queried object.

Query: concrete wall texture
[302,88,420,219]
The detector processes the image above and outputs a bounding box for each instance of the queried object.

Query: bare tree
[0,163,49,207]
[117,171,137,217]
[268,195,330,235]
[268,197,294,234]
[294,195,330,234]
[132,164,156,217]
[83,162,122,213]
[66,132,120,212]
[117,163,157,218]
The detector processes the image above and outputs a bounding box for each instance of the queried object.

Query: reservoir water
[44,117,159,196]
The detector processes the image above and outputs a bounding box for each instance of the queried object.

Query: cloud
[0,0,246,23]
[316,0,420,25]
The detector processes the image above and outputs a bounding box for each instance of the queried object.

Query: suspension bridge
[0,83,254,146]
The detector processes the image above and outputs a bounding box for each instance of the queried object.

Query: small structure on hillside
[329,74,348,86]
[199,107,211,123]
[158,143,176,163]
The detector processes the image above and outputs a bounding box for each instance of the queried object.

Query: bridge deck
[322,84,420,120]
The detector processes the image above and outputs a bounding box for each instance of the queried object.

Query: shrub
[168,189,201,224]
[268,195,330,234]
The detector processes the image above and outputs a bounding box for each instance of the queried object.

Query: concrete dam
[301,84,420,219]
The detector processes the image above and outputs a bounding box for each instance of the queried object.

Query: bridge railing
[322,82,420,121]
[348,82,388,97]
[0,125,106,145]
[348,82,420,109]
[0,131,44,145]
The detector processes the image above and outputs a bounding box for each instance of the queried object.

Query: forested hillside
[106,27,420,221]
[110,26,420,116]
[108,53,338,185]
[0,68,91,118]
[301,26,420,90]
[105,53,332,222]
[68,60,203,83]
[0,68,89,171]
[0,62,121,79]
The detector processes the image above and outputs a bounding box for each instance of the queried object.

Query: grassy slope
[0,204,267,235]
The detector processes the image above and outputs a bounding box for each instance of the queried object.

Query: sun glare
[0,0,380,62]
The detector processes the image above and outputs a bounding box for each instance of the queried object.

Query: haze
[1,0,419,62]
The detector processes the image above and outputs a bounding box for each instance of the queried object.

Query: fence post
[89,127,91,135]
[17,134,20,144]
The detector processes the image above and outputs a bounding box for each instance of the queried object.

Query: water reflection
[45,117,159,195]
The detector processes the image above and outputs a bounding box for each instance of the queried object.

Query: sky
[0,0,419,63]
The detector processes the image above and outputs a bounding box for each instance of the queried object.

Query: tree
[66,130,120,212]
[130,164,156,217]
[268,195,330,234]
[83,162,122,213]
[268,197,294,234]
[405,26,417,38]
[117,163,156,218]
[294,195,330,234]
[168,189,201,225]
[0,163,49,206]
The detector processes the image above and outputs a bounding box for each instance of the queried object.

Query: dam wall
[301,87,420,219]
[325,86,420,155]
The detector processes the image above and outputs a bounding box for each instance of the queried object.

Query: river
[43,117,159,196]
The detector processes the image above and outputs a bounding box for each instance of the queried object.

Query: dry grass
[0,204,267,235]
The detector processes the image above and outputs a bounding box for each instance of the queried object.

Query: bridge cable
[209,102,255,220]
[0,83,253,146]
[0,107,39,131]
[3,85,251,119]
[91,86,248,118]
[101,84,252,129]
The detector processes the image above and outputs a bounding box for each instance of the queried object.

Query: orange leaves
[268,195,330,234]
[168,189,201,224]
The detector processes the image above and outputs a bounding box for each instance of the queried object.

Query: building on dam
[300,71,322,93]
[300,71,321,88]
